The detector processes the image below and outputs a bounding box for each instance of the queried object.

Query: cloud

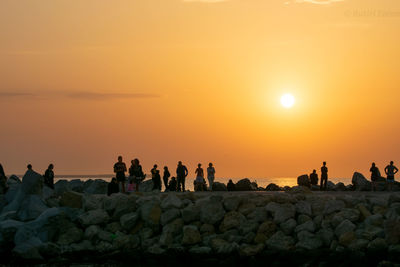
[285,0,344,5]
[0,92,35,97]
[67,92,161,100]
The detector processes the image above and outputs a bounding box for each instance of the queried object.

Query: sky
[1,0,400,179]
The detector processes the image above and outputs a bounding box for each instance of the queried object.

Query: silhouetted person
[310,169,318,186]
[108,178,119,196]
[130,158,144,191]
[151,165,161,191]
[385,161,398,191]
[114,156,127,193]
[168,177,177,191]
[320,162,328,190]
[370,162,381,191]
[163,166,170,191]
[43,164,55,189]
[176,161,188,192]
[207,163,216,191]
[227,179,236,191]
[27,164,33,171]
[194,163,206,191]
[0,164,7,194]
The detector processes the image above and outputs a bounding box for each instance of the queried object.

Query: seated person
[108,178,119,196]
[168,177,177,192]
[227,179,236,191]
[309,170,319,186]
[127,179,136,193]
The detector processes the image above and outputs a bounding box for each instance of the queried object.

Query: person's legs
[121,181,125,193]
[208,177,214,191]
[163,178,168,191]
[182,177,186,192]
[177,176,182,192]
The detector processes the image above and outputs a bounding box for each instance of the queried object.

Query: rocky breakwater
[0,171,400,265]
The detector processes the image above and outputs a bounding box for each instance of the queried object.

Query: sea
[54,175,352,191]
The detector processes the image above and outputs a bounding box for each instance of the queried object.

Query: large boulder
[83,179,108,194]
[352,172,371,191]
[139,179,154,192]
[161,194,183,210]
[54,180,70,196]
[266,183,281,191]
[266,202,295,224]
[182,225,201,245]
[199,199,225,225]
[59,191,83,209]
[212,182,227,191]
[235,179,254,191]
[69,179,84,193]
[17,195,49,221]
[266,231,295,251]
[4,175,21,203]
[78,209,109,226]
[297,175,310,187]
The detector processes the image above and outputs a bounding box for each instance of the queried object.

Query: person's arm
[185,166,188,176]
[385,166,388,175]
[395,167,399,174]
[113,164,117,173]
[124,164,127,172]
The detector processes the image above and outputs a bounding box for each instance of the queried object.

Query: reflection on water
[55,175,352,191]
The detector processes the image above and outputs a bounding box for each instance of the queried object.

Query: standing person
[227,179,236,191]
[114,156,127,193]
[130,158,144,192]
[176,161,188,192]
[309,170,318,186]
[385,161,398,191]
[320,162,328,190]
[163,166,170,191]
[43,164,55,189]
[195,163,206,191]
[207,163,216,191]
[370,162,381,191]
[151,165,161,191]
[108,178,119,196]
[0,164,7,194]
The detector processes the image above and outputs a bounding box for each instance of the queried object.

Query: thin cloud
[285,0,344,5]
[67,92,161,100]
[0,92,35,97]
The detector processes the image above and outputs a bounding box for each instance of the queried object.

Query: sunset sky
[1,0,399,179]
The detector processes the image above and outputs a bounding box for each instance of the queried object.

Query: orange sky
[1,0,399,178]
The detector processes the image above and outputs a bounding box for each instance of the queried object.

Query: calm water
[55,175,352,191]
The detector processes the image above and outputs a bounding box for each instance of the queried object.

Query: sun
[280,93,295,108]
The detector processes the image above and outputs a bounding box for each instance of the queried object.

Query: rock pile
[0,171,400,264]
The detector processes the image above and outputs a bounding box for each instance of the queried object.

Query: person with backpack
[43,164,55,189]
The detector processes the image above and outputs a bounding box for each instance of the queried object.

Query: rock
[235,178,253,191]
[161,194,183,210]
[238,202,256,216]
[384,217,400,245]
[210,238,239,253]
[140,201,161,227]
[59,191,83,209]
[246,207,268,223]
[295,201,312,216]
[297,175,310,187]
[348,239,369,251]
[161,208,181,226]
[365,214,384,226]
[238,220,259,235]
[223,196,241,212]
[220,211,246,232]
[326,181,336,191]
[120,212,139,230]
[212,182,227,191]
[266,183,281,191]
[69,179,84,192]
[239,243,264,257]
[182,225,201,245]
[334,182,347,191]
[316,228,334,247]
[368,238,387,251]
[84,179,108,194]
[266,202,295,223]
[139,179,154,192]
[54,180,70,196]
[17,195,49,221]
[78,209,109,226]
[181,204,200,223]
[200,200,225,225]
[352,172,371,191]
[296,231,323,250]
[289,186,312,194]
[297,214,312,225]
[159,218,184,247]
[335,208,360,223]
[357,204,372,219]
[254,221,277,244]
[105,222,122,233]
[324,200,345,215]
[82,194,106,211]
[339,231,356,246]
[280,218,297,235]
[0,219,24,243]
[4,177,21,203]
[295,220,316,233]
[200,224,215,236]
[57,227,83,245]
[266,231,295,251]
[13,236,43,260]
[42,186,54,200]
[362,225,384,240]
[335,219,356,237]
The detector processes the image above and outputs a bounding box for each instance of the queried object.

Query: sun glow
[280,93,295,108]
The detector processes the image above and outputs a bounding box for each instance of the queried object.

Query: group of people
[109,156,216,195]
[306,161,398,191]
[0,163,55,193]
